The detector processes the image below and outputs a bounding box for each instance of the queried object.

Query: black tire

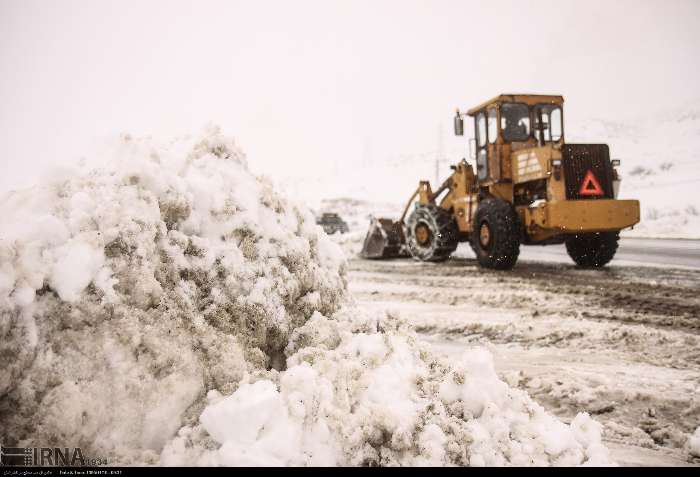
[565,232,619,267]
[405,204,459,262]
[472,198,521,270]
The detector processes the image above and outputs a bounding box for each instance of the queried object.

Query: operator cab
[454,94,564,183]
[498,102,564,146]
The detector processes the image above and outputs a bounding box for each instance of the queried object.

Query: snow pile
[0,129,612,466]
[163,310,612,466]
[0,128,346,463]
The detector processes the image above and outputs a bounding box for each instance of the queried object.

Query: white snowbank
[162,310,612,466]
[0,129,613,466]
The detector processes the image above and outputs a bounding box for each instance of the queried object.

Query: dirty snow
[0,129,620,466]
[0,129,344,463]
[344,249,700,467]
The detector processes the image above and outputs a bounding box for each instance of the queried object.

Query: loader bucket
[360,217,408,259]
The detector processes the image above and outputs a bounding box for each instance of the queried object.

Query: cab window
[533,104,563,142]
[500,103,530,141]
[487,108,498,144]
[476,112,487,147]
[550,107,562,141]
[474,111,489,180]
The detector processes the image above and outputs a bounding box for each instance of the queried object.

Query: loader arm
[398,180,436,224]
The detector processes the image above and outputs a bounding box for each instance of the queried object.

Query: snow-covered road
[347,256,700,466]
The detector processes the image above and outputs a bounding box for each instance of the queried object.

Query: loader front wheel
[472,198,521,270]
[565,232,619,268]
[405,205,458,262]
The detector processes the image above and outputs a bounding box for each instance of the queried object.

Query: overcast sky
[1,0,699,192]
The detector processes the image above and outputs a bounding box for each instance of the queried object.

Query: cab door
[475,107,500,183]
[486,107,502,181]
[474,111,489,183]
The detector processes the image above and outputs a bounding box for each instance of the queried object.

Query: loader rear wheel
[565,232,619,268]
[405,205,458,262]
[472,198,520,270]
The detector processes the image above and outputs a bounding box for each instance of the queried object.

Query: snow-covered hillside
[568,104,700,238]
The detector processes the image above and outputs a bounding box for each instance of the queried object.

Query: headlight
[551,159,561,167]
[611,159,621,167]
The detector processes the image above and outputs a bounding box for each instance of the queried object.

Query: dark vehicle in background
[317,212,349,235]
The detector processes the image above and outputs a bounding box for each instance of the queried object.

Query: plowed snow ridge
[1,129,611,466]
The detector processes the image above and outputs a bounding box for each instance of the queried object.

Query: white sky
[1,0,699,192]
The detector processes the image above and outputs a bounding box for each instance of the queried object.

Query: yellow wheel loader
[361,94,640,269]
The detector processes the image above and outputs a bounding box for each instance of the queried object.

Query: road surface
[454,237,700,270]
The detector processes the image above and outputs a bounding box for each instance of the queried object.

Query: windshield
[501,103,530,141]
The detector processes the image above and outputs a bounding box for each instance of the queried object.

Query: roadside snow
[163,310,612,466]
[1,129,613,466]
[347,256,700,466]
[0,128,346,463]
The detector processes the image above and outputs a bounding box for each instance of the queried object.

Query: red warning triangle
[579,170,604,196]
